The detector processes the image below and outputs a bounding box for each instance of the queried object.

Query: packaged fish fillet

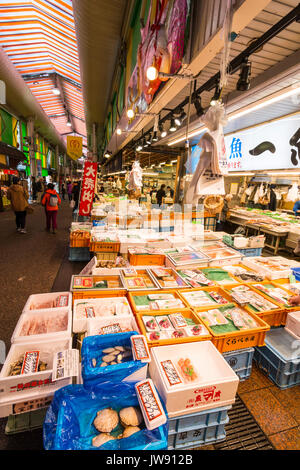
[184,325,208,337]
[168,313,188,329]
[147,293,175,301]
[142,316,159,332]
[156,316,174,331]
[146,331,169,342]
[200,309,229,327]
[177,358,198,383]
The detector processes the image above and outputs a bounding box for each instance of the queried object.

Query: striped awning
[0,0,86,151]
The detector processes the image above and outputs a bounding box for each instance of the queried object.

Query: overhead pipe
[0,46,67,153]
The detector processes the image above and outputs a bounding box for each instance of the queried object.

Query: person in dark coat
[268,185,277,212]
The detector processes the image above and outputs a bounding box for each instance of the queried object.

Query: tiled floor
[238,364,300,450]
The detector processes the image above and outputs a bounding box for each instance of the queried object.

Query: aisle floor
[0,205,299,450]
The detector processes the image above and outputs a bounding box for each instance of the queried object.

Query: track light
[127,108,135,119]
[159,122,167,138]
[142,137,148,148]
[104,151,111,158]
[146,66,159,81]
[174,109,186,126]
[193,94,204,117]
[116,128,122,135]
[236,57,251,91]
[146,134,152,145]
[136,143,143,152]
[169,117,177,132]
[52,87,60,95]
[210,83,221,106]
[152,131,158,142]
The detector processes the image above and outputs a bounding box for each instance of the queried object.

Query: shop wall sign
[225,114,300,171]
[67,136,83,161]
[78,161,97,217]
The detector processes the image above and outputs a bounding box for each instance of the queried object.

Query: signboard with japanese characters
[224,114,300,171]
[67,136,83,161]
[78,162,97,217]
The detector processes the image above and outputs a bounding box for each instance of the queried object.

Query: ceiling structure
[108,0,300,161]
[0,0,87,151]
[72,0,131,140]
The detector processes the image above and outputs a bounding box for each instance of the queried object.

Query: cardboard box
[285,311,300,339]
[149,341,239,417]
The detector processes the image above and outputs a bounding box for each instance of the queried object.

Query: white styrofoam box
[22,291,72,314]
[86,315,140,337]
[242,256,292,280]
[233,237,248,249]
[73,297,133,333]
[0,338,73,405]
[285,311,300,339]
[0,389,54,418]
[208,255,242,267]
[11,307,71,344]
[92,267,121,276]
[149,341,239,418]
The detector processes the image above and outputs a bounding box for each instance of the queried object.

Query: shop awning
[0,141,26,161]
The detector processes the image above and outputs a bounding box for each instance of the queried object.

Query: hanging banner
[78,161,97,216]
[67,136,83,161]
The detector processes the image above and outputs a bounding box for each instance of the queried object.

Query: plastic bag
[43,382,168,450]
[81,332,146,388]
[128,161,142,191]
[286,182,299,202]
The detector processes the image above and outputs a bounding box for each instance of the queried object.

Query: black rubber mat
[213,395,274,450]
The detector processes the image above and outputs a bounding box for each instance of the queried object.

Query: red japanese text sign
[78,161,97,216]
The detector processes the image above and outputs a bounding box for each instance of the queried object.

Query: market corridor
[0,201,73,352]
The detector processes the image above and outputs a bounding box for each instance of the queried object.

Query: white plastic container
[73,297,133,333]
[86,315,140,337]
[285,311,300,339]
[0,338,73,409]
[149,341,239,418]
[11,307,71,344]
[22,291,72,314]
[233,237,248,249]
[0,389,55,418]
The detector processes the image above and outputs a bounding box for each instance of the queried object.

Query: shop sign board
[67,136,82,161]
[78,161,97,216]
[225,114,300,171]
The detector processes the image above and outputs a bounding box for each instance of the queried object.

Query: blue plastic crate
[254,347,300,389]
[168,422,227,449]
[168,405,231,434]
[68,247,91,261]
[223,347,254,381]
[256,328,300,374]
[159,226,174,232]
[223,241,262,257]
[292,268,300,282]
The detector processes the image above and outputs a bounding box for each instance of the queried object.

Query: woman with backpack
[7,176,29,233]
[41,183,61,234]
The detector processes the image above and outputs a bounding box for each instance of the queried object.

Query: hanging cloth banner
[67,136,83,161]
[78,161,97,216]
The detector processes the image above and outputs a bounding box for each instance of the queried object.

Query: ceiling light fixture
[146,66,159,81]
[127,108,135,119]
[210,83,221,106]
[236,57,251,91]
[152,131,158,142]
[193,94,204,117]
[159,122,167,138]
[116,128,122,135]
[169,117,177,132]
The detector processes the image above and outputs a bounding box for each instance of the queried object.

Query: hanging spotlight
[146,134,152,145]
[174,115,181,126]
[104,151,111,158]
[142,137,148,148]
[210,82,221,106]
[169,116,177,132]
[179,109,187,122]
[116,128,122,135]
[66,116,72,127]
[52,87,60,95]
[136,142,143,152]
[152,131,158,142]
[127,108,135,119]
[236,57,251,91]
[146,65,159,81]
[174,108,186,126]
[193,94,204,117]
[159,122,167,138]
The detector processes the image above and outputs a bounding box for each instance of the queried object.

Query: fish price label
[161,360,182,386]
[101,323,122,335]
[136,381,163,421]
[131,336,150,362]
[21,351,40,375]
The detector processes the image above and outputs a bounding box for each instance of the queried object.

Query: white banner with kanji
[78,161,97,216]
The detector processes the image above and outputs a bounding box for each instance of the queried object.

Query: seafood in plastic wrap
[177,358,198,382]
[92,346,132,367]
[92,433,116,447]
[20,312,68,336]
[75,299,130,319]
[119,407,143,427]
[93,408,119,433]
[121,426,141,439]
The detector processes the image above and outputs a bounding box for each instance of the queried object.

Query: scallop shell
[110,361,117,365]
[103,348,116,354]
[115,346,125,352]
[100,362,106,367]
[102,354,116,362]
[94,408,119,433]
[122,426,141,439]
[92,433,116,447]
[119,407,143,427]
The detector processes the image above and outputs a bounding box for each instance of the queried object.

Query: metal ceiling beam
[0,46,67,153]
[55,73,76,133]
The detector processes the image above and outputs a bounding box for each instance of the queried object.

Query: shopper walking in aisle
[156,184,166,207]
[67,181,73,202]
[61,182,66,200]
[42,183,61,234]
[7,176,29,233]
[36,178,44,203]
[31,176,37,201]
[72,180,81,212]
